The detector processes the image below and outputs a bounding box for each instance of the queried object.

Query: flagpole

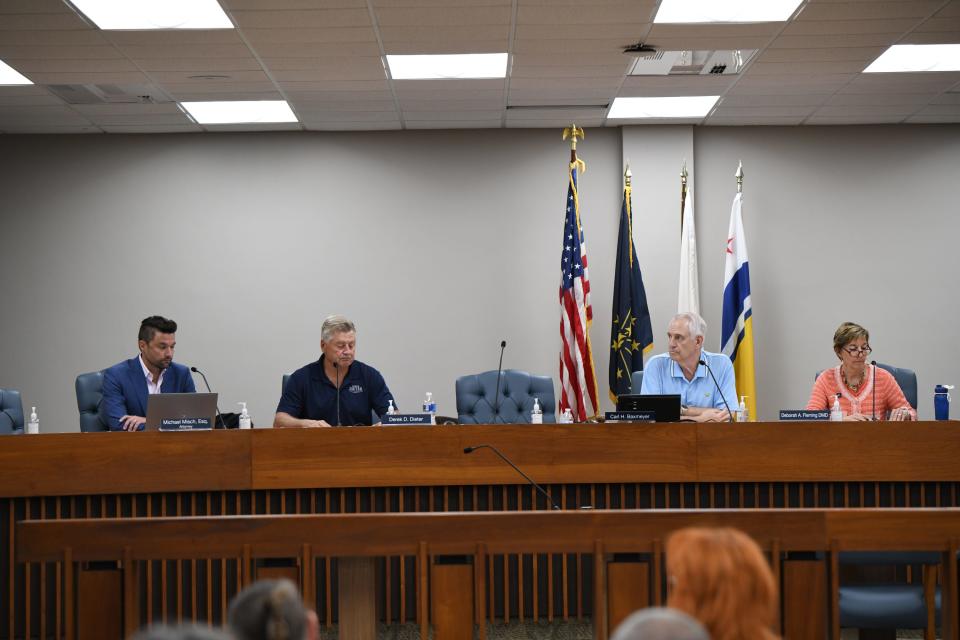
[736,160,744,194]
[624,163,632,265]
[562,124,585,163]
[680,161,688,237]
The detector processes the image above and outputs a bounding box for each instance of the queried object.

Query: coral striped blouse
[807,364,916,419]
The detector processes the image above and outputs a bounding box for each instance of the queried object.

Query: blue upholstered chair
[0,388,25,435]
[75,371,109,432]
[630,371,644,395]
[455,369,555,424]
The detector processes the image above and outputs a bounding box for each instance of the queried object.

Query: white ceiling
[0,0,958,133]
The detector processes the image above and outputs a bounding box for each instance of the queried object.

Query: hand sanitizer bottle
[27,406,39,434]
[563,408,574,424]
[422,392,437,424]
[237,402,251,429]
[830,394,844,422]
[386,399,398,415]
[531,398,543,424]
[736,396,749,423]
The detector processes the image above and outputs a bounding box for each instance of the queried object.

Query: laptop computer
[144,393,218,431]
[615,394,682,422]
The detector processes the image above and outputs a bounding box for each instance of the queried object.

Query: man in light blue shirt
[640,312,737,422]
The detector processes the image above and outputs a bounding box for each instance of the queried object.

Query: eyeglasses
[842,345,872,356]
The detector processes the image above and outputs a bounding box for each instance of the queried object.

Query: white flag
[677,187,700,314]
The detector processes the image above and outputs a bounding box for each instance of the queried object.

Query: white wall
[0,124,957,430]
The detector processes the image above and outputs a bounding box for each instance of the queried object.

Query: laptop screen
[615,394,682,422]
[144,393,218,431]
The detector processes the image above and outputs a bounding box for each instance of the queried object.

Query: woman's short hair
[833,322,869,354]
[667,527,779,640]
[228,579,308,640]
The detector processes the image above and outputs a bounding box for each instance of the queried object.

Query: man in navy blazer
[100,315,196,431]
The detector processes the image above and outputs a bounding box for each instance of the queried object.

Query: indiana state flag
[720,192,757,420]
[609,174,653,402]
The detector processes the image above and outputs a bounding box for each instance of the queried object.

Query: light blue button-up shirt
[639,350,738,410]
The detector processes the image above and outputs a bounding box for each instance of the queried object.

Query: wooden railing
[1,423,958,639]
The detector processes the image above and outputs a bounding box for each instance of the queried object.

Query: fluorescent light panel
[70,0,232,30]
[386,53,508,80]
[181,101,298,124]
[864,44,960,73]
[0,60,32,85]
[608,96,719,119]
[654,0,802,23]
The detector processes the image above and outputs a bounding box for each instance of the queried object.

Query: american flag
[559,157,600,421]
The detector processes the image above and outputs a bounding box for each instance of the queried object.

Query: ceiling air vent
[629,50,756,76]
[45,84,173,105]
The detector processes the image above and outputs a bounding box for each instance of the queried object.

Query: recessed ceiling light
[864,44,960,73]
[386,53,508,80]
[608,96,720,119]
[70,0,232,30]
[0,60,32,85]
[654,0,802,23]
[180,101,298,125]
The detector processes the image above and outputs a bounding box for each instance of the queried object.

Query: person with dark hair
[129,624,233,640]
[100,315,196,431]
[611,607,710,640]
[228,578,318,640]
[666,527,778,640]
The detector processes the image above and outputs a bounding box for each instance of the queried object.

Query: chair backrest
[281,374,290,394]
[75,371,109,432]
[0,388,25,435]
[630,371,644,395]
[455,369,556,424]
[816,363,918,410]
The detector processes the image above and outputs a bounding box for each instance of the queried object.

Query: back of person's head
[129,624,233,640]
[666,527,778,640]
[228,579,317,640]
[611,607,710,640]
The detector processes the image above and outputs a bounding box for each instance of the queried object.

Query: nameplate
[382,414,432,425]
[778,410,830,421]
[159,417,213,430]
[605,411,656,422]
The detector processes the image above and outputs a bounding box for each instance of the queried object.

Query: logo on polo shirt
[348,384,364,394]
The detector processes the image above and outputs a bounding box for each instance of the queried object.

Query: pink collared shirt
[139,355,166,395]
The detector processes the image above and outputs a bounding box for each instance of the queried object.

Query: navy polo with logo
[276,355,394,426]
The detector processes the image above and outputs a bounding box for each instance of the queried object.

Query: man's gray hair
[673,312,707,339]
[321,315,356,342]
[611,608,710,640]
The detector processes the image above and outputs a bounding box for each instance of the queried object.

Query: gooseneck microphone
[698,358,735,422]
[190,366,225,429]
[870,360,877,421]
[464,444,561,510]
[493,340,507,423]
[334,362,341,426]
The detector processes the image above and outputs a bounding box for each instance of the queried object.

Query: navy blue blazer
[100,357,196,431]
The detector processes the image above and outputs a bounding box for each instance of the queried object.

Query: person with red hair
[666,527,779,640]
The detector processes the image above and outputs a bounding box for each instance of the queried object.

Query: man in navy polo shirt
[273,315,395,427]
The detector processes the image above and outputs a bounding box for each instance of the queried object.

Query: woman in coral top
[807,322,915,421]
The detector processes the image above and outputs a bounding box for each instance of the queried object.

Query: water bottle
[422,392,437,425]
[531,398,543,424]
[736,395,749,423]
[934,385,953,421]
[27,406,39,434]
[237,402,251,429]
[562,408,574,424]
[830,395,844,422]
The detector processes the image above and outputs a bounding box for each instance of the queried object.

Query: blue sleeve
[715,356,738,409]
[276,370,305,417]
[367,368,394,419]
[640,358,663,395]
[100,366,129,431]
[180,367,197,393]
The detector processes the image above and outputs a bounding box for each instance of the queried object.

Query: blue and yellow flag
[609,171,654,402]
[720,192,757,420]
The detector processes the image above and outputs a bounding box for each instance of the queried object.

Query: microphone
[464,444,561,510]
[698,358,735,422]
[334,362,341,426]
[190,366,225,429]
[870,360,877,421]
[493,340,507,423]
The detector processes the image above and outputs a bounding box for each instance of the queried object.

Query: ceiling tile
[516,5,654,25]
[403,109,502,120]
[231,9,371,28]
[302,121,401,130]
[135,58,264,73]
[102,124,202,133]
[755,47,886,63]
[104,31,244,46]
[375,6,511,25]
[25,71,152,84]
[805,114,906,124]
[294,108,399,121]
[0,12,90,30]
[796,2,942,21]
[505,115,604,128]
[241,28,376,43]
[406,119,501,128]
[706,115,807,125]
[112,44,254,60]
[248,41,382,56]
